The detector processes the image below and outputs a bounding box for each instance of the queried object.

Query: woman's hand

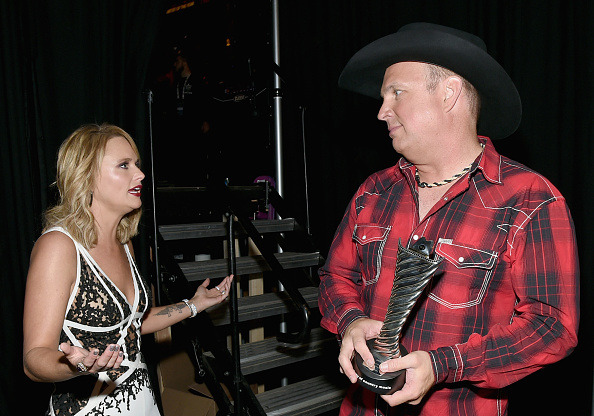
[140,275,233,335]
[59,342,124,374]
[190,274,233,312]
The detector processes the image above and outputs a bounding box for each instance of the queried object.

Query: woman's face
[91,136,144,218]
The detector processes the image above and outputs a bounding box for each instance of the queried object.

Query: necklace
[415,143,484,189]
[415,165,472,188]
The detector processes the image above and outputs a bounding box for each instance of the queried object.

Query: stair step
[207,286,319,326]
[159,218,297,241]
[240,327,336,375]
[256,375,347,416]
[179,252,322,281]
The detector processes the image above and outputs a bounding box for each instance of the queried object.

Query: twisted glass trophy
[353,237,442,394]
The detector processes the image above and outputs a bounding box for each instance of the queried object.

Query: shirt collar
[476,136,503,185]
[397,136,504,186]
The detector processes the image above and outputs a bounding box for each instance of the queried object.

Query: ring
[76,362,88,372]
[215,286,221,292]
[221,290,226,295]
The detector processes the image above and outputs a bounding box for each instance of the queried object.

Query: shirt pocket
[429,239,498,309]
[352,224,391,286]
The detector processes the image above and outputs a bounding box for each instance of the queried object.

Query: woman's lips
[128,185,142,196]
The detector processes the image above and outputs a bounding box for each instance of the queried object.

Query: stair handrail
[225,187,312,344]
[153,231,267,416]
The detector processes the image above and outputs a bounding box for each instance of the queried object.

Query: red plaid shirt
[318,137,579,416]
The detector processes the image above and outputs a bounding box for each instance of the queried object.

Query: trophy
[353,237,442,394]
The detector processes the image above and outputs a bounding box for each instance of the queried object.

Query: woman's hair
[43,123,142,248]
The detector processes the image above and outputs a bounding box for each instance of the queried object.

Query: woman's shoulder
[28,229,79,289]
[32,229,78,262]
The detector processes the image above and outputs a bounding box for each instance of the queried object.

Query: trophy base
[352,339,408,395]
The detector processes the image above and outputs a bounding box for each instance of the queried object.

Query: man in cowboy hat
[318,23,579,415]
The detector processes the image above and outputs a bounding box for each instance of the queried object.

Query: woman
[23,124,232,415]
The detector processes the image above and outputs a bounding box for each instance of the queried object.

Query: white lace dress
[45,227,161,416]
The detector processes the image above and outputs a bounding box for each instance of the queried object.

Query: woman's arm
[23,231,79,382]
[141,275,233,335]
[128,237,233,335]
[23,232,124,382]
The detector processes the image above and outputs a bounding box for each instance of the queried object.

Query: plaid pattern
[318,137,579,416]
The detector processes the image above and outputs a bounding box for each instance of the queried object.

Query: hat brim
[338,24,522,139]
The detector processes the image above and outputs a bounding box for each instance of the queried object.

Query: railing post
[226,211,242,415]
[146,89,162,307]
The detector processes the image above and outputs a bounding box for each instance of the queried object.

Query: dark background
[1,0,592,415]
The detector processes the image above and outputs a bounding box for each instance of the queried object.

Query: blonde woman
[23,124,232,415]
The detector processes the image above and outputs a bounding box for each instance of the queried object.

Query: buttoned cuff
[429,345,465,384]
[337,309,368,339]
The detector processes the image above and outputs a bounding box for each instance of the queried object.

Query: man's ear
[443,76,463,113]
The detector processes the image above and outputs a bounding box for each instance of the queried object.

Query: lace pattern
[45,228,158,416]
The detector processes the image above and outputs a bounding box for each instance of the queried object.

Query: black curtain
[276,1,593,415]
[0,0,164,414]
[1,0,592,415]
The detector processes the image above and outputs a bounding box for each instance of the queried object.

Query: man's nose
[377,100,391,121]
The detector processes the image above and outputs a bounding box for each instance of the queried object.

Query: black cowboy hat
[338,22,522,139]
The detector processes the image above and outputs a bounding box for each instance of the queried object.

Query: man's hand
[379,351,435,406]
[338,318,383,383]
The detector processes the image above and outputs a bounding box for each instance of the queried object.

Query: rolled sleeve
[318,191,368,336]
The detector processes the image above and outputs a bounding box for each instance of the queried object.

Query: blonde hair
[43,123,142,248]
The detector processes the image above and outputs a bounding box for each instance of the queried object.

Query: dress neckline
[83,244,139,309]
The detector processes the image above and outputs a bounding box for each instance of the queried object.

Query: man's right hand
[338,318,383,383]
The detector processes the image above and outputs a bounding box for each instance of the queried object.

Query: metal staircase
[149,183,347,416]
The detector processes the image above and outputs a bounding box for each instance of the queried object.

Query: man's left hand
[379,351,435,406]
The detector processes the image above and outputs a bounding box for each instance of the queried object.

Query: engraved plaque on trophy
[352,237,442,395]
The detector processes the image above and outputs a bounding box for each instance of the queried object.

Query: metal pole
[226,212,242,415]
[272,0,283,198]
[146,90,162,306]
[271,0,288,388]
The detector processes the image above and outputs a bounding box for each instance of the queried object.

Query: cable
[300,106,311,234]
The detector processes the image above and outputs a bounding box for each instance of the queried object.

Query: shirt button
[444,197,448,201]
[458,257,465,262]
[413,235,419,240]
[362,235,367,240]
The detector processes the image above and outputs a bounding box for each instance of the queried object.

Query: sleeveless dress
[45,227,161,416]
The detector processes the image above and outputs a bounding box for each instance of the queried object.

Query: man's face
[377,62,445,160]
[174,55,184,73]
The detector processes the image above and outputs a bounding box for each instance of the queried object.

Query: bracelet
[182,299,198,318]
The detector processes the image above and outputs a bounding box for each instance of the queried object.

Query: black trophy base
[352,339,408,395]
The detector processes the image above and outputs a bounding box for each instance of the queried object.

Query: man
[318,23,579,415]
[169,47,219,187]
[173,50,210,135]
